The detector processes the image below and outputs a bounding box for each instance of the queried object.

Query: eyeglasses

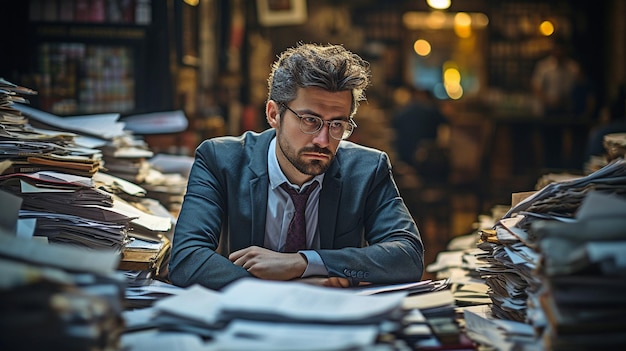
[280,103,357,141]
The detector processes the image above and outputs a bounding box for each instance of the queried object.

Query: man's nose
[312,122,331,147]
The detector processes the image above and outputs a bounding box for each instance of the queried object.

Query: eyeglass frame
[278,102,357,141]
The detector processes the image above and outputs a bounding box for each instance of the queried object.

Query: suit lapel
[248,130,274,247]
[249,177,268,246]
[319,154,342,249]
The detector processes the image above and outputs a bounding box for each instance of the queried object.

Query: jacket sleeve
[317,151,425,286]
[168,140,252,290]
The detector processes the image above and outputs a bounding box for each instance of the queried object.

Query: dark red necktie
[279,181,319,252]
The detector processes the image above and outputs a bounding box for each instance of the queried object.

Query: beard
[277,134,334,176]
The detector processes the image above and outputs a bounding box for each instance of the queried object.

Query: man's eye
[329,121,345,129]
[302,116,320,125]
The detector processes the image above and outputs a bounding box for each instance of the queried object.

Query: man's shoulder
[198,129,274,151]
[337,141,386,162]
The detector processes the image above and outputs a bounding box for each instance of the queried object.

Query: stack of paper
[123,278,184,310]
[0,78,36,127]
[475,216,541,323]
[141,170,188,215]
[528,191,626,350]
[119,234,171,276]
[470,159,626,350]
[4,102,108,177]
[99,134,154,183]
[0,81,134,252]
[4,82,176,271]
[121,279,405,350]
[0,171,132,251]
[0,231,125,351]
[603,132,626,161]
[92,170,175,242]
[13,103,126,147]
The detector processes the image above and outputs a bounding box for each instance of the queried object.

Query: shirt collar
[268,137,324,191]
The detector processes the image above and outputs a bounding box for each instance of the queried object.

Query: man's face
[269,87,353,185]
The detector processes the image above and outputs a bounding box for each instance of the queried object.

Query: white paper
[402,290,455,310]
[0,232,119,274]
[219,278,406,323]
[212,320,378,351]
[121,330,210,351]
[14,103,124,139]
[153,284,222,326]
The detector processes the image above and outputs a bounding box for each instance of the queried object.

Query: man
[168,43,424,291]
[391,86,448,178]
[531,39,585,169]
[531,39,581,116]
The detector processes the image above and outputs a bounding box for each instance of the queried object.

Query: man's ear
[266,100,280,128]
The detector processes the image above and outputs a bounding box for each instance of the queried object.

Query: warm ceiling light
[427,0,451,10]
[426,11,447,29]
[414,39,432,56]
[539,20,555,36]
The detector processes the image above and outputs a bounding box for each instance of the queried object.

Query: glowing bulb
[426,0,451,10]
[454,12,471,26]
[414,39,432,56]
[444,67,461,84]
[539,20,555,36]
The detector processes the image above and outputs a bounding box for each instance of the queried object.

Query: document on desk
[154,284,222,326]
[351,279,449,296]
[219,278,406,324]
[0,231,119,274]
[402,290,455,311]
[14,103,125,140]
[212,320,378,351]
[504,158,626,218]
[102,194,172,232]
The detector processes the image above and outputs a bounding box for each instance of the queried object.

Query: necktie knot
[279,181,319,252]
[280,181,319,202]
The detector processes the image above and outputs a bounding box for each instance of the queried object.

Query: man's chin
[299,160,329,176]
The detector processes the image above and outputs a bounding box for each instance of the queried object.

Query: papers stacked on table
[471,158,626,350]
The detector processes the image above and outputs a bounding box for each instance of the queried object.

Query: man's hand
[229,246,307,281]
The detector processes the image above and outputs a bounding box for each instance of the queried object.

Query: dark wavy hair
[267,43,371,117]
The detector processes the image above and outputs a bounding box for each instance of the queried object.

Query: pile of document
[120,278,460,351]
[13,98,188,216]
[2,94,108,178]
[91,170,174,277]
[471,158,626,350]
[0,229,125,351]
[0,80,133,251]
[528,190,626,350]
[123,279,402,350]
[1,80,176,270]
[0,171,133,251]
[99,133,154,183]
[603,132,626,161]
[143,153,193,214]
[424,207,535,350]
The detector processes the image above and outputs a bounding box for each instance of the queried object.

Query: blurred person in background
[391,86,449,183]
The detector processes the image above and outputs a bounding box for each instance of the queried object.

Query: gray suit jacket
[168,129,424,290]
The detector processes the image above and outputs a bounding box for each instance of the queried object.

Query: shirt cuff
[299,250,328,277]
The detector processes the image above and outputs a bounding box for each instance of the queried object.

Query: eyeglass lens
[282,103,354,140]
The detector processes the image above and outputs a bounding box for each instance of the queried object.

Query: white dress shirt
[265,137,328,277]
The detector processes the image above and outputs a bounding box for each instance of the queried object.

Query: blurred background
[1,0,624,268]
